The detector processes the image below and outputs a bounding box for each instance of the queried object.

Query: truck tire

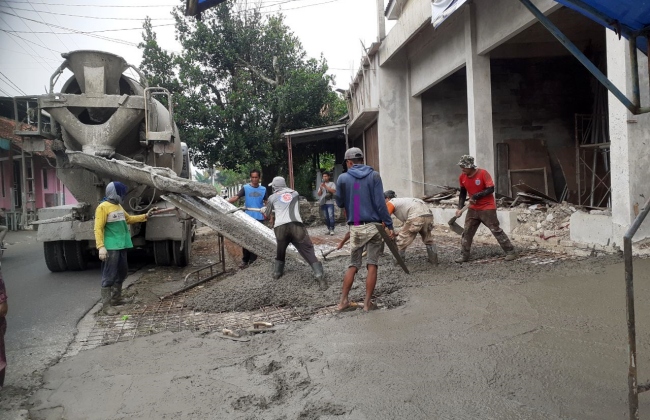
[63,240,88,271]
[173,223,192,267]
[153,240,172,266]
[44,241,67,272]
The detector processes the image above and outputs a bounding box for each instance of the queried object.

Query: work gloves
[99,246,108,261]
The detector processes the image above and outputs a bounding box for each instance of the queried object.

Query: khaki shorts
[349,223,382,268]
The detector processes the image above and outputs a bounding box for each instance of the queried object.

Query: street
[0,230,99,415]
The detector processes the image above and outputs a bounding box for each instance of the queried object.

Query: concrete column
[465,2,495,176]
[376,0,385,41]
[378,55,411,196]
[607,31,650,243]
[408,66,424,197]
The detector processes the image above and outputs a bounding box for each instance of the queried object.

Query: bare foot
[337,300,353,312]
[363,301,378,312]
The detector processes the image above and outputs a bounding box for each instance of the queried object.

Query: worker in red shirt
[455,155,517,263]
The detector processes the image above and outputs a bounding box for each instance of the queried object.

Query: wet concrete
[25,228,650,419]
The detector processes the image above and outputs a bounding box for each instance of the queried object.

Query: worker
[317,171,337,235]
[228,169,269,269]
[384,190,438,265]
[262,176,327,290]
[335,147,394,312]
[455,155,517,263]
[95,181,155,315]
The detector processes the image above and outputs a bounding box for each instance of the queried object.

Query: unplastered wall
[490,57,594,194]
[421,68,469,194]
[378,56,412,197]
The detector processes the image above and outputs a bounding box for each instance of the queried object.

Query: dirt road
[25,228,650,419]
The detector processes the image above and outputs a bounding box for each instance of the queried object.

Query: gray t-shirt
[318,181,336,205]
[264,188,303,228]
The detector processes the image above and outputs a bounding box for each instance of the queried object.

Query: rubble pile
[510,202,577,240]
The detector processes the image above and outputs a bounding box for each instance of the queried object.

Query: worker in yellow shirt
[94,181,154,315]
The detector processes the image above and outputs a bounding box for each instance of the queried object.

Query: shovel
[227,207,262,214]
[448,204,469,235]
[320,248,337,261]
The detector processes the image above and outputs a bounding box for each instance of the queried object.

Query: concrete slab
[570,213,613,246]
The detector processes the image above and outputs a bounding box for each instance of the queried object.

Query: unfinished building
[346,0,650,247]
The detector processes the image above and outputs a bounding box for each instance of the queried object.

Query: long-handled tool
[374,224,409,274]
[227,207,262,214]
[448,204,469,235]
[320,248,338,261]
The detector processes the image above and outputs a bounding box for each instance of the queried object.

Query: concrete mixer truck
[16,50,217,272]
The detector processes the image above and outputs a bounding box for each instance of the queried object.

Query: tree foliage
[139,2,346,180]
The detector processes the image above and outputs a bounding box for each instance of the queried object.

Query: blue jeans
[321,204,335,231]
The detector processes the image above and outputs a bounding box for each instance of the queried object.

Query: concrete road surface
[0,230,100,416]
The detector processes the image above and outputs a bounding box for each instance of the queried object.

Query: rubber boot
[101,287,118,316]
[111,283,132,305]
[273,260,285,280]
[426,245,439,265]
[311,262,328,291]
[454,253,469,264]
[394,250,405,266]
[504,250,518,261]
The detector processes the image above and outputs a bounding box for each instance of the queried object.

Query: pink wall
[0,157,77,210]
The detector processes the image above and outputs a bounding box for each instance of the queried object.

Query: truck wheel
[153,240,172,266]
[173,241,190,267]
[44,241,67,272]
[173,224,192,267]
[64,240,88,271]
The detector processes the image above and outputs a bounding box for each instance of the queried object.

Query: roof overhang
[347,109,379,139]
[385,0,407,20]
[283,124,347,146]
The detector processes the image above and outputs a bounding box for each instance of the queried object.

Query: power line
[0,10,139,46]
[22,0,75,52]
[0,86,12,97]
[0,29,64,54]
[0,71,28,95]
[0,15,52,71]
[2,0,178,7]
[0,5,175,20]
[2,3,63,61]
[3,23,175,34]
[0,46,61,62]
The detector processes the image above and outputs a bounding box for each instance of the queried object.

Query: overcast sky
[0,0,388,96]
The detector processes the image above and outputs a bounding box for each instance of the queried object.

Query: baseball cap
[269,176,287,190]
[344,147,364,160]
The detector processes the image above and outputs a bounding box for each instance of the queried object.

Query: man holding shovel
[455,155,517,263]
[262,176,327,290]
[384,190,438,265]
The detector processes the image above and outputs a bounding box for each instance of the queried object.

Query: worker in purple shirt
[335,147,394,312]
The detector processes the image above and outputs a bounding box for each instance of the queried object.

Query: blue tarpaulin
[554,0,650,52]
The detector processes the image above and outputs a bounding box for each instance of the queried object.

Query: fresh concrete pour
[26,227,650,419]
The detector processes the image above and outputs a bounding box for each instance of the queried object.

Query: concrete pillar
[465,2,495,176]
[376,0,385,41]
[408,65,424,197]
[378,56,411,196]
[607,31,650,243]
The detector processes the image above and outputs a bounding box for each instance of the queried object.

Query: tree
[139,2,346,185]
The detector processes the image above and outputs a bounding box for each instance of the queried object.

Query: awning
[554,0,650,52]
[431,0,468,29]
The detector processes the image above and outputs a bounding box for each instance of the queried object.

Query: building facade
[348,0,650,245]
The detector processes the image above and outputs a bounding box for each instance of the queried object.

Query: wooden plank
[504,139,556,200]
[495,142,510,197]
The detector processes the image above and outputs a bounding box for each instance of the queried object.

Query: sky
[0,0,388,96]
